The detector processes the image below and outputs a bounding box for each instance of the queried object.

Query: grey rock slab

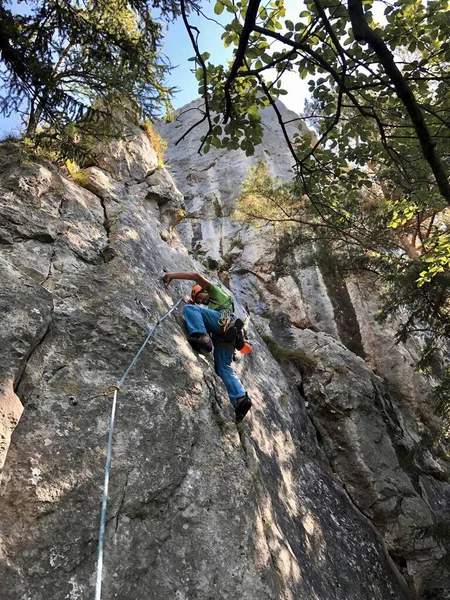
[0,159,62,245]
[160,97,450,596]
[93,124,158,181]
[288,327,447,589]
[235,333,410,600]
[294,265,339,338]
[0,114,445,600]
[76,166,122,201]
[145,166,185,206]
[347,277,432,414]
[0,257,53,474]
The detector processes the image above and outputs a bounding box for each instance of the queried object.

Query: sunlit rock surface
[160,100,450,599]
[0,102,448,600]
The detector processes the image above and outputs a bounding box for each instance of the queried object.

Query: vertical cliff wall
[0,104,448,600]
[159,100,450,599]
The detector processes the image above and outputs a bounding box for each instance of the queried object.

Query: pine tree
[0,0,193,155]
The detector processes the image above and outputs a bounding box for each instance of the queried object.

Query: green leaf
[214,1,224,15]
[222,0,238,12]
[248,104,261,121]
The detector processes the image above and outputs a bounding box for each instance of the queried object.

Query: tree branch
[348,0,450,203]
[223,0,262,122]
[177,0,213,150]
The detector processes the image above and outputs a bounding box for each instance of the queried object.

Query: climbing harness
[94,297,183,600]
[218,310,233,333]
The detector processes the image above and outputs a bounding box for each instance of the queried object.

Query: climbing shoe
[187,333,213,354]
[235,393,252,423]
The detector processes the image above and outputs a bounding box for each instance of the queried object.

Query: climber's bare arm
[162,272,212,290]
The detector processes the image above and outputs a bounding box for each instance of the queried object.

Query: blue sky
[0,2,232,135]
[161,5,233,109]
[162,0,308,114]
[0,0,306,136]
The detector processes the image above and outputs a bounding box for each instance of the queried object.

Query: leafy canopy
[236,159,450,414]
[179,0,450,413]
[0,0,193,155]
[180,0,450,274]
[180,0,450,296]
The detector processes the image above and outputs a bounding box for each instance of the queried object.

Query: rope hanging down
[94,297,183,600]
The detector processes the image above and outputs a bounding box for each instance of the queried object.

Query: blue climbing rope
[94,297,183,600]
[94,387,117,600]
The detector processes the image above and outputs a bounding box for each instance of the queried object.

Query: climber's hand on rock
[163,273,173,287]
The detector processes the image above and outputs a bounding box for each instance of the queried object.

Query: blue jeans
[184,304,246,407]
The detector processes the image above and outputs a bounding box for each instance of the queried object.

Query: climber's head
[191,284,209,305]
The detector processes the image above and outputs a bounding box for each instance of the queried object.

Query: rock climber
[162,271,252,422]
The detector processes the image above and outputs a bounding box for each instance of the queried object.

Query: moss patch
[140,121,167,166]
[261,333,316,374]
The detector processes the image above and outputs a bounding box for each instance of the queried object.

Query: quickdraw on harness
[218,309,234,334]
[94,297,183,600]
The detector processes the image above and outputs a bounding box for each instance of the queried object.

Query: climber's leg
[213,344,246,407]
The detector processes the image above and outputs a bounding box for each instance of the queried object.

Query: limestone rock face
[0,108,448,600]
[159,101,450,598]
